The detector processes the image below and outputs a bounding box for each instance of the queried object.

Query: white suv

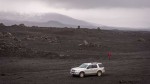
[70,62,105,77]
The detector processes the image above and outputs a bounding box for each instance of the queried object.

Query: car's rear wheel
[79,72,84,78]
[97,71,102,77]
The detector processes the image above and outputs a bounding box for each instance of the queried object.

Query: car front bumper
[70,71,80,75]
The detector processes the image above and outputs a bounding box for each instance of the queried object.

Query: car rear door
[92,64,98,74]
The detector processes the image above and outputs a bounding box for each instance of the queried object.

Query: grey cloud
[1,0,149,9]
[43,0,150,9]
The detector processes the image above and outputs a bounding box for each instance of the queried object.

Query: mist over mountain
[1,12,149,31]
[0,12,97,28]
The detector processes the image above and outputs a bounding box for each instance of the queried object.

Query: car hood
[72,67,86,71]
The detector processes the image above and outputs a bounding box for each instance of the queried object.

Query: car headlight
[71,69,78,72]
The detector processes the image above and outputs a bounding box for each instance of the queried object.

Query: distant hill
[1,12,149,30]
[0,12,96,28]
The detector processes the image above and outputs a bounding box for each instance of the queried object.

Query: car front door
[84,65,93,74]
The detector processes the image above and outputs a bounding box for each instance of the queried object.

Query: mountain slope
[0,12,96,28]
[0,19,72,27]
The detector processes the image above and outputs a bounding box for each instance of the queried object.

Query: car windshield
[79,63,88,68]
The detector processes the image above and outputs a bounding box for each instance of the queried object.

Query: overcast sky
[0,0,150,28]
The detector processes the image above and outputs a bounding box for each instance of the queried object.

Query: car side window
[98,64,104,68]
[87,65,92,69]
[92,65,97,68]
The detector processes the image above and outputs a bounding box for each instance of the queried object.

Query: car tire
[97,71,102,77]
[79,72,84,78]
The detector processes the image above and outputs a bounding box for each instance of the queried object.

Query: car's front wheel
[97,71,102,77]
[79,72,84,78]
[72,74,75,77]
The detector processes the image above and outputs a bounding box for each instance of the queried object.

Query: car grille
[72,70,75,72]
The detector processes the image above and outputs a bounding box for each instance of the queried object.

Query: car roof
[83,62,102,65]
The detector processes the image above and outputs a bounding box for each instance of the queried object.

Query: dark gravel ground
[0,52,150,84]
[0,26,150,84]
